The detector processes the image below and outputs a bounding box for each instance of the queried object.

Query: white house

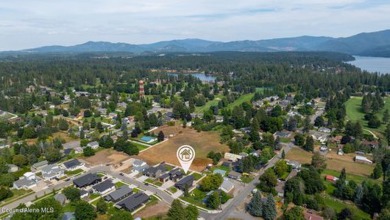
[41,164,64,180]
[224,152,243,162]
[13,172,39,189]
[87,141,99,149]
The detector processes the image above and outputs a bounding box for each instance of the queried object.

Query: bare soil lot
[141,126,229,171]
[135,201,169,219]
[83,149,130,166]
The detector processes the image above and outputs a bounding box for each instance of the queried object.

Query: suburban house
[159,173,171,183]
[73,173,102,188]
[80,189,89,198]
[273,131,292,139]
[117,192,150,212]
[86,141,99,149]
[224,152,243,162]
[143,163,166,178]
[175,175,194,191]
[354,155,373,164]
[325,175,339,183]
[361,140,379,149]
[275,180,285,197]
[54,193,67,205]
[63,159,84,171]
[132,159,149,173]
[222,161,232,168]
[219,178,234,193]
[41,164,64,180]
[92,179,115,194]
[105,186,133,202]
[13,172,39,190]
[286,160,301,170]
[228,171,242,180]
[213,169,227,177]
[168,168,184,182]
[318,127,331,133]
[31,160,48,171]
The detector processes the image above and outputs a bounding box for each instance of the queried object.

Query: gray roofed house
[73,173,101,188]
[168,168,183,181]
[174,175,194,191]
[143,163,166,178]
[31,160,48,171]
[213,169,227,177]
[62,212,75,220]
[228,171,242,180]
[132,159,149,173]
[105,185,133,202]
[220,178,234,193]
[54,193,66,205]
[86,141,99,149]
[13,172,38,190]
[117,192,150,212]
[80,189,89,198]
[63,159,84,171]
[41,164,64,180]
[92,179,115,194]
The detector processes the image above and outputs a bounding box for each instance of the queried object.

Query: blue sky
[0,0,389,50]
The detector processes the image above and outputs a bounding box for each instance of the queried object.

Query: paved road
[202,145,293,220]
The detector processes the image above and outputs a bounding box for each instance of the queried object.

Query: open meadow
[140,125,229,171]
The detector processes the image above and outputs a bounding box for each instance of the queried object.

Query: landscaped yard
[130,141,149,151]
[346,96,390,142]
[65,168,83,176]
[115,181,127,188]
[0,189,34,205]
[321,169,378,184]
[321,195,370,220]
[195,95,224,113]
[227,93,254,110]
[181,188,208,209]
[241,175,254,183]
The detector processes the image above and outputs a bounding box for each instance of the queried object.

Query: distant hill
[6,29,390,57]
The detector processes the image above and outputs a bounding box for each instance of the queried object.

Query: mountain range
[7,29,390,57]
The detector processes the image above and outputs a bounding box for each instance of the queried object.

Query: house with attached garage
[31,160,48,171]
[41,164,64,180]
[117,192,150,212]
[175,175,194,191]
[105,186,133,202]
[143,163,166,178]
[73,173,101,188]
[86,141,99,150]
[92,179,115,194]
[13,172,39,190]
[63,159,84,171]
[219,178,234,193]
[132,159,149,173]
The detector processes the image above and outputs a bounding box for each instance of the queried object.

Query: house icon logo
[177,145,195,162]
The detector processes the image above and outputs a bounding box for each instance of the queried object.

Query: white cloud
[0,0,389,50]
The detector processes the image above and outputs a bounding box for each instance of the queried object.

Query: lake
[168,73,216,82]
[347,56,390,74]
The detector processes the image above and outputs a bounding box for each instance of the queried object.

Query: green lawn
[63,202,76,212]
[240,175,254,183]
[89,193,100,200]
[195,95,224,113]
[115,181,127,188]
[168,187,178,194]
[322,195,370,220]
[65,168,83,176]
[345,96,390,142]
[0,189,33,205]
[227,93,254,110]
[131,141,149,151]
[321,169,379,184]
[181,188,208,209]
[192,172,203,181]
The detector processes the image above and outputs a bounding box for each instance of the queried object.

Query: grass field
[195,95,224,113]
[139,126,229,172]
[227,93,254,110]
[285,147,312,164]
[286,147,374,177]
[322,195,370,220]
[346,96,390,140]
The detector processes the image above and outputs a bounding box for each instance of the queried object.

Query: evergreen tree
[304,136,314,152]
[281,149,285,159]
[167,199,186,220]
[311,152,327,172]
[384,109,390,123]
[96,198,108,214]
[385,124,390,145]
[262,194,276,220]
[247,191,262,217]
[206,191,221,209]
[250,118,260,142]
[371,162,383,179]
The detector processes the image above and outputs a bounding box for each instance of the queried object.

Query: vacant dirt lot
[135,201,170,219]
[83,149,130,166]
[286,147,374,177]
[140,126,229,171]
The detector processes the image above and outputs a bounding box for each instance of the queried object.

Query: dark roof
[159,173,170,179]
[105,186,132,201]
[63,149,73,155]
[63,159,82,169]
[92,179,114,192]
[118,192,150,212]
[144,163,166,176]
[175,175,194,190]
[169,168,182,176]
[73,173,101,188]
[80,189,88,196]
